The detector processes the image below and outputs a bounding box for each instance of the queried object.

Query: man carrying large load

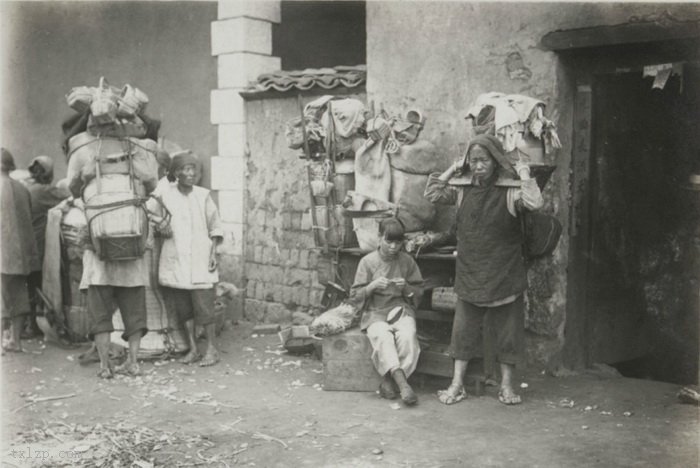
[66,77,159,378]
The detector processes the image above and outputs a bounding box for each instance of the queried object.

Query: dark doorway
[585,65,699,384]
[272,1,366,70]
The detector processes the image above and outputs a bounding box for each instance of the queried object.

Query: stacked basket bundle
[58,78,188,356]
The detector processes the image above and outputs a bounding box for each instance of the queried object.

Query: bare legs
[2,316,26,352]
[179,319,200,364]
[179,320,219,367]
[438,358,521,405]
[498,362,521,405]
[94,332,113,378]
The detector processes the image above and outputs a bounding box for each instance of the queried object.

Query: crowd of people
[1,146,224,378]
[2,132,543,406]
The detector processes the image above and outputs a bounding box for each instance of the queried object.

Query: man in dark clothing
[1,148,40,352]
[424,134,543,405]
[22,156,70,337]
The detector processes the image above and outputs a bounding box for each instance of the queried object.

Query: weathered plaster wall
[243,92,366,324]
[1,1,217,185]
[365,2,700,369]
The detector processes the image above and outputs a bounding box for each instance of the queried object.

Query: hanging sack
[520,211,562,259]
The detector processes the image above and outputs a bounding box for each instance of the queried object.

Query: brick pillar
[210,2,281,299]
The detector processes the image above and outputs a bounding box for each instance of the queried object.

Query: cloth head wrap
[29,155,54,184]
[169,150,198,175]
[1,148,16,173]
[467,134,516,177]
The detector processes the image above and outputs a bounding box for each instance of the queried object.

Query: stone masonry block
[218,189,245,224]
[255,282,265,300]
[265,302,292,325]
[245,244,255,263]
[301,211,312,231]
[280,248,290,264]
[218,1,281,23]
[246,280,256,299]
[282,286,295,306]
[244,299,266,322]
[245,263,260,281]
[251,209,266,227]
[273,265,285,284]
[218,53,281,89]
[261,264,283,284]
[308,250,320,269]
[287,249,299,267]
[211,89,246,125]
[217,123,247,158]
[282,212,292,230]
[263,286,274,302]
[295,288,310,308]
[271,285,283,303]
[262,246,275,265]
[298,250,309,269]
[291,212,303,231]
[211,17,272,56]
[211,156,245,191]
[254,245,263,263]
[286,268,308,287]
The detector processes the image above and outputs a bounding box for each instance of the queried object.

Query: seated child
[350,218,423,405]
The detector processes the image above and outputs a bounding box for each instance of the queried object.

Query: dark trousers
[449,295,525,376]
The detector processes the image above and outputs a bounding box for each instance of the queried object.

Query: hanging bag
[520,210,562,260]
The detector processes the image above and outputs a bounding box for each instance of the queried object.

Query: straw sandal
[437,384,467,405]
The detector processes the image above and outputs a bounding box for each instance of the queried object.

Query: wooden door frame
[561,38,700,369]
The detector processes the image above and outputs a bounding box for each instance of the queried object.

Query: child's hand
[369,277,390,292]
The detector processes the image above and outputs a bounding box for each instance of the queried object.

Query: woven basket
[66,86,93,113]
[83,174,148,261]
[431,287,458,311]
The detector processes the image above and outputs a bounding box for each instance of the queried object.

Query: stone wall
[365,2,700,370]
[243,92,366,324]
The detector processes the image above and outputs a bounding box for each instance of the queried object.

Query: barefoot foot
[498,386,522,405]
[437,383,467,405]
[198,349,219,367]
[179,351,201,365]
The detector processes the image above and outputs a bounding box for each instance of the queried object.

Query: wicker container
[117,84,149,117]
[83,174,148,261]
[313,204,355,248]
[66,86,93,113]
[431,287,458,311]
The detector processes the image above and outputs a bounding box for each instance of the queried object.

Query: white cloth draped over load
[451,92,560,190]
[464,92,562,161]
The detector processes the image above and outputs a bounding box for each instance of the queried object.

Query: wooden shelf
[415,308,454,323]
[337,247,456,261]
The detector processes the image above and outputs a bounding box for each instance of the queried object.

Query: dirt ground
[1,323,698,468]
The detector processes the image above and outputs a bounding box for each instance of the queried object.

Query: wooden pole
[298,95,322,249]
